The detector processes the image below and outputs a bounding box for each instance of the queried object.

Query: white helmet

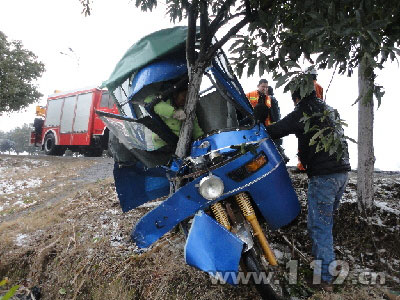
[306,67,318,75]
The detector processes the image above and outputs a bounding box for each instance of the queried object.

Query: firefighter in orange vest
[246,79,289,162]
[310,69,324,100]
[246,79,281,126]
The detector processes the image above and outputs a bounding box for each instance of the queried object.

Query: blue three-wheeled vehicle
[98,26,300,299]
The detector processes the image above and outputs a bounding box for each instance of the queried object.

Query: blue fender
[131,173,209,248]
[131,139,300,249]
[184,211,244,285]
[113,162,170,212]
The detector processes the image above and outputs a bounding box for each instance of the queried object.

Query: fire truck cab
[31,87,117,156]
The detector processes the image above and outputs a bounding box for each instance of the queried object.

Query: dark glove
[253,103,269,124]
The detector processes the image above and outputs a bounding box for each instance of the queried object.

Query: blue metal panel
[128,58,187,100]
[113,162,170,212]
[247,160,301,230]
[132,174,208,248]
[131,139,300,248]
[210,65,254,114]
[184,211,244,285]
[190,124,268,157]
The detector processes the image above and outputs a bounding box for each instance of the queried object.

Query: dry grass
[0,179,259,299]
[310,286,389,300]
[1,157,399,299]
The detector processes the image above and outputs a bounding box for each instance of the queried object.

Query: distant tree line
[0,124,40,155]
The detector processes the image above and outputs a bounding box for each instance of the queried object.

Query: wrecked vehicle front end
[99,26,300,293]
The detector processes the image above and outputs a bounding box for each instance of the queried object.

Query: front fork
[211,192,277,266]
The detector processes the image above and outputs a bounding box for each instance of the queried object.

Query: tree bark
[357,55,375,211]
[175,66,204,159]
[175,2,252,160]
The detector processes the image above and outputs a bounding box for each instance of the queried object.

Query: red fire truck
[31,87,118,156]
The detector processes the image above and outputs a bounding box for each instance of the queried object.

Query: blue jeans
[307,172,348,283]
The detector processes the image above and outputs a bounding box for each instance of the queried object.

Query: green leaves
[135,0,158,12]
[0,31,45,113]
[229,0,400,99]
[373,84,385,108]
[0,279,8,287]
[277,70,315,98]
[0,279,19,300]
[247,59,257,77]
[301,109,356,161]
[367,30,380,44]
[0,285,20,300]
[309,128,329,146]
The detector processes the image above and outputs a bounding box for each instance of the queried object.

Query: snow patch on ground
[138,200,163,208]
[15,233,30,246]
[375,200,400,215]
[341,190,357,203]
[0,178,42,195]
[13,200,37,209]
[110,227,124,247]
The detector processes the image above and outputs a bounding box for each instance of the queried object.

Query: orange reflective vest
[314,81,324,100]
[246,90,272,125]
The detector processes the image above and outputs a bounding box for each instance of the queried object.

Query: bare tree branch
[208,0,236,37]
[181,0,190,9]
[204,0,265,63]
[213,12,247,30]
[199,0,210,53]
[186,1,198,67]
[204,15,250,63]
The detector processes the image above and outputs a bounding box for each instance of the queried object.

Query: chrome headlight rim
[198,174,224,200]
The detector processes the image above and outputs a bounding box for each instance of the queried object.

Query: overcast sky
[1,0,399,170]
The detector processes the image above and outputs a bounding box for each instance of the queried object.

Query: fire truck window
[60,96,77,133]
[44,98,64,127]
[74,93,93,132]
[100,93,114,109]
[109,95,115,108]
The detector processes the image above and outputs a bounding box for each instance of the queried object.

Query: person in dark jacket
[266,88,350,289]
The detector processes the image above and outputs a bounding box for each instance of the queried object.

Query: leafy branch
[0,278,19,300]
[300,109,357,161]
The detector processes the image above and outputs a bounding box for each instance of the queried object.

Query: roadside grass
[310,286,389,300]
[0,156,399,299]
[0,179,259,300]
[0,155,97,219]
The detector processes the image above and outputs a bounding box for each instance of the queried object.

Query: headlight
[198,175,224,200]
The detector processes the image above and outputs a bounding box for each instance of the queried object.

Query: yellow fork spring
[235,192,277,266]
[235,192,255,216]
[211,202,231,231]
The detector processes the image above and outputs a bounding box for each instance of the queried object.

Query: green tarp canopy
[101,26,190,92]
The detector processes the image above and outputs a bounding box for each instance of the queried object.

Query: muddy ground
[0,154,399,300]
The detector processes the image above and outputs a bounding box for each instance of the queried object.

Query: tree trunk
[357,55,375,211]
[175,66,204,159]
